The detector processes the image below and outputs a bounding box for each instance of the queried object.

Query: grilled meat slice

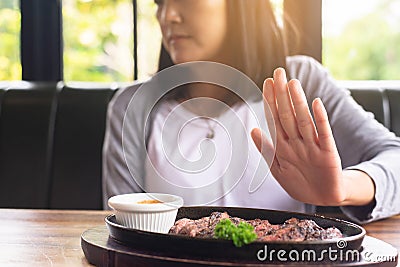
[169,212,230,238]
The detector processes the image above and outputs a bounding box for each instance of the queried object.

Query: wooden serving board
[81,226,398,267]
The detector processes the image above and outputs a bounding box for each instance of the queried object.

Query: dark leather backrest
[386,89,400,136]
[49,83,117,209]
[0,82,58,208]
[0,82,7,114]
[349,88,390,129]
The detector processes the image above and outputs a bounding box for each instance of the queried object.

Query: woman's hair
[157,0,289,91]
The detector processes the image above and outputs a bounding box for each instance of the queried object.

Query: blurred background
[0,0,399,82]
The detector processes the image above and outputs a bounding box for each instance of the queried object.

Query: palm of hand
[252,68,346,206]
[272,135,344,206]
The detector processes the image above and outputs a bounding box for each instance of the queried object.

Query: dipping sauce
[137,199,163,204]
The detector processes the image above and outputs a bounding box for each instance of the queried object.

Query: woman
[102,0,400,223]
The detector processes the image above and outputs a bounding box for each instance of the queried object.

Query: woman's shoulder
[286,55,326,75]
[285,55,331,85]
[108,77,159,119]
[286,55,320,65]
[109,82,143,113]
[107,77,167,127]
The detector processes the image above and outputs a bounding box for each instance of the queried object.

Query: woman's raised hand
[251,68,374,206]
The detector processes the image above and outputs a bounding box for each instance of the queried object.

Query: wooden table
[0,209,398,266]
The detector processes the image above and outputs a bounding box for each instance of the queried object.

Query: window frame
[21,0,62,81]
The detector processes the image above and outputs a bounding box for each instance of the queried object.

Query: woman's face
[155,0,230,64]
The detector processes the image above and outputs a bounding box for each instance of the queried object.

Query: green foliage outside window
[63,0,134,82]
[0,0,21,81]
[323,1,400,80]
[137,0,161,80]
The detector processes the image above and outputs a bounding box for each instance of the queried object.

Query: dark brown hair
[157,0,289,91]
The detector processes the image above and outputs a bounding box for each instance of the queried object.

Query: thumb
[251,128,275,167]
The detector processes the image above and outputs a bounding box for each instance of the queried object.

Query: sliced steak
[169,212,343,241]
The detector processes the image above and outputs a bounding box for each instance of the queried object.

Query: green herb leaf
[214,219,257,247]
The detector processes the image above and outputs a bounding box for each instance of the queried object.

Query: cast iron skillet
[105,206,365,263]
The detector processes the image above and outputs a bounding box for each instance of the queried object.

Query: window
[322,0,400,80]
[62,0,134,82]
[5,1,398,82]
[137,0,161,81]
[0,0,21,80]
[62,0,162,82]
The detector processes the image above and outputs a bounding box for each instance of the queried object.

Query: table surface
[0,209,398,266]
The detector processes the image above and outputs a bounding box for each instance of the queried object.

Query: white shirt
[145,98,306,212]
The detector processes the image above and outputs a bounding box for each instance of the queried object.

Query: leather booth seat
[0,81,118,209]
[0,80,399,210]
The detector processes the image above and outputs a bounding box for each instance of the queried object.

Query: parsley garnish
[214,219,257,247]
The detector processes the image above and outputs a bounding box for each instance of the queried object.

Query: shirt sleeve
[287,56,400,224]
[102,84,145,209]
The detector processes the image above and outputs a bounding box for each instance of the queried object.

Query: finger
[273,68,301,140]
[287,79,318,144]
[312,98,337,152]
[251,128,279,169]
[262,78,285,143]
